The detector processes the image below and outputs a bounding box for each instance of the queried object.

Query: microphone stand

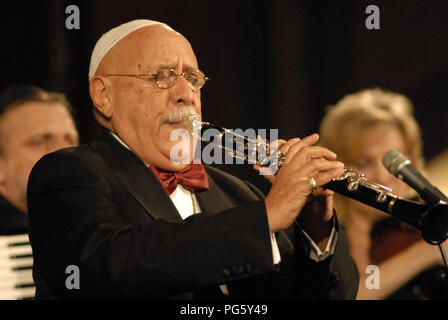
[419,200,448,275]
[435,195,448,274]
[439,243,448,275]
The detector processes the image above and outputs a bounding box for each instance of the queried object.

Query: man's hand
[262,134,344,233]
[254,137,302,183]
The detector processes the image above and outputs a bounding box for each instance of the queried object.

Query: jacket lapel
[91,130,183,222]
[91,131,240,221]
[194,173,235,215]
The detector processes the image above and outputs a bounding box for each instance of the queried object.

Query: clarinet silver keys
[184,117,448,244]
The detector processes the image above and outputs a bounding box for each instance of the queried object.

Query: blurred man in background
[0,85,78,299]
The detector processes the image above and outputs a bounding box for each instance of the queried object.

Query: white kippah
[88,19,173,80]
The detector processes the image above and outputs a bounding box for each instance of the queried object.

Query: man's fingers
[302,158,343,176]
[301,133,320,145]
[283,134,320,165]
[304,146,338,161]
[293,158,344,189]
[312,165,345,187]
[286,146,338,170]
[270,139,288,150]
[275,138,301,155]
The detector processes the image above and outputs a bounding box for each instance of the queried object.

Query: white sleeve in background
[271,233,281,264]
[300,225,338,262]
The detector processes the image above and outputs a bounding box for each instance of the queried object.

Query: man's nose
[171,74,196,106]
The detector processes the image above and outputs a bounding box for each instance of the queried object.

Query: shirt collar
[109,131,152,167]
[109,131,131,151]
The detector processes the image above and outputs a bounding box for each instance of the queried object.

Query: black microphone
[382,149,448,205]
[382,149,448,244]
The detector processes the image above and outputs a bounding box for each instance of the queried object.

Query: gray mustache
[163,106,199,124]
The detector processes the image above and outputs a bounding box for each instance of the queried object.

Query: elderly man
[27,20,359,299]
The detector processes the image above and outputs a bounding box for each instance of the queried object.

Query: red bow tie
[150,164,210,195]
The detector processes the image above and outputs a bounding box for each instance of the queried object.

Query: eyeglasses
[105,67,210,91]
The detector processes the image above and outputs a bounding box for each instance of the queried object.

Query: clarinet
[187,118,448,244]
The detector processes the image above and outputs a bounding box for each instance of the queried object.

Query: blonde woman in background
[318,88,447,299]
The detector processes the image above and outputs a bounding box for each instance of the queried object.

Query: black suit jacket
[27,130,359,299]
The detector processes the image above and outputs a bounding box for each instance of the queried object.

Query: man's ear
[89,77,114,120]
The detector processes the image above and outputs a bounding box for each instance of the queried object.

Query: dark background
[2,0,447,193]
